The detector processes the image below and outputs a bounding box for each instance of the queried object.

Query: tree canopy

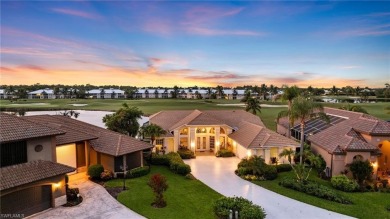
[103,103,143,137]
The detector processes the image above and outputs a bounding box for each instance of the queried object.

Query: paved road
[30,180,145,219]
[185,156,354,219]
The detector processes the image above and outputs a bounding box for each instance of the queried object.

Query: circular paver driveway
[30,180,145,219]
[185,156,354,219]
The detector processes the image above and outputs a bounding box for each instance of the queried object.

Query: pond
[25,110,149,128]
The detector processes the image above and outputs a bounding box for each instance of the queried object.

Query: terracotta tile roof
[0,113,65,143]
[229,121,299,149]
[45,115,153,156]
[150,110,264,132]
[24,115,98,145]
[0,160,75,191]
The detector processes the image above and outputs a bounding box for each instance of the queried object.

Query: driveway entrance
[184,156,354,219]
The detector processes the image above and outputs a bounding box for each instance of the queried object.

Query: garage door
[0,185,52,217]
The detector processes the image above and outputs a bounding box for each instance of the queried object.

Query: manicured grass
[252,171,390,219]
[1,98,388,130]
[105,166,222,219]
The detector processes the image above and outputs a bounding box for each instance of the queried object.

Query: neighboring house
[0,89,7,99]
[149,110,299,163]
[24,115,153,176]
[28,88,56,99]
[86,88,125,99]
[277,107,390,177]
[0,113,75,217]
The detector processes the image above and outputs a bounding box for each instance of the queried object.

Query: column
[278,147,284,164]
[264,149,271,164]
[189,127,196,152]
[173,130,179,152]
[215,127,220,151]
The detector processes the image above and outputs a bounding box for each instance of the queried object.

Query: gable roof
[0,160,75,191]
[24,115,98,145]
[34,115,153,156]
[0,113,65,143]
[150,109,264,132]
[229,121,299,149]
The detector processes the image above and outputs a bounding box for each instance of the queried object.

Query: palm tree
[240,90,251,103]
[253,85,260,98]
[171,86,179,98]
[206,87,213,99]
[139,124,166,145]
[260,84,267,100]
[281,85,300,138]
[279,148,295,164]
[215,85,224,99]
[331,85,338,96]
[245,97,261,115]
[355,86,361,96]
[277,96,329,164]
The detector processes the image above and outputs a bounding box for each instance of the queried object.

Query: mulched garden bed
[105,186,127,199]
[63,196,83,207]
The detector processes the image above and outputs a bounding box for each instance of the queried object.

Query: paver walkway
[185,156,355,219]
[30,178,145,219]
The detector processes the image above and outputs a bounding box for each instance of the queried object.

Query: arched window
[180,128,188,135]
[353,155,363,161]
[220,127,226,134]
[209,128,215,134]
[196,128,207,133]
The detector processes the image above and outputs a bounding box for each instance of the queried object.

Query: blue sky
[1,1,389,88]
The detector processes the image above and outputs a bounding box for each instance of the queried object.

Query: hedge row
[275,164,292,173]
[216,149,235,157]
[126,166,150,178]
[151,152,191,175]
[177,148,196,159]
[213,196,266,219]
[279,178,352,204]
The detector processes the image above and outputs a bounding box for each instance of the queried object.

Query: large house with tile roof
[277,107,390,177]
[149,110,299,162]
[0,113,153,217]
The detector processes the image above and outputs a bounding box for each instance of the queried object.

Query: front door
[196,136,207,151]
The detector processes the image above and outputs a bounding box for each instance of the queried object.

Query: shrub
[150,153,170,166]
[151,152,191,175]
[279,178,352,204]
[331,175,359,192]
[263,165,278,180]
[88,164,104,179]
[177,148,195,159]
[276,164,292,173]
[127,166,150,178]
[237,156,278,180]
[100,170,114,181]
[216,149,235,157]
[349,159,373,185]
[176,164,191,175]
[381,179,389,188]
[386,205,390,212]
[148,174,168,208]
[213,196,266,219]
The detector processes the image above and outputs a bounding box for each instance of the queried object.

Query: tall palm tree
[281,85,300,138]
[331,85,338,96]
[260,84,267,100]
[253,85,260,98]
[139,124,166,145]
[279,148,295,164]
[206,87,213,99]
[215,85,224,99]
[277,96,329,164]
[245,97,261,115]
[240,90,251,103]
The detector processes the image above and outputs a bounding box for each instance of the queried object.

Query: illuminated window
[155,139,164,146]
[209,128,215,134]
[180,128,188,135]
[220,128,226,134]
[196,128,207,133]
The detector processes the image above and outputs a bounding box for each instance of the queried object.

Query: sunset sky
[1,1,389,88]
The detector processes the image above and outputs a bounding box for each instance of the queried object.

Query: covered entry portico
[174,126,231,154]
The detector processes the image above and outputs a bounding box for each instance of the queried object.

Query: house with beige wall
[277,107,390,177]
[149,110,299,163]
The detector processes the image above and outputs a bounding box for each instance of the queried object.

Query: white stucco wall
[27,136,55,162]
[236,144,248,159]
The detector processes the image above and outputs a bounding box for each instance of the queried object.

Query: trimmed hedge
[127,166,150,178]
[276,164,292,173]
[151,152,191,175]
[236,156,278,181]
[88,164,104,179]
[263,165,278,180]
[213,196,266,219]
[177,148,195,159]
[331,175,359,192]
[279,178,352,204]
[216,149,235,157]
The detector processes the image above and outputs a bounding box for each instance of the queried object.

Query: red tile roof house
[0,113,152,217]
[276,107,390,177]
[149,110,299,163]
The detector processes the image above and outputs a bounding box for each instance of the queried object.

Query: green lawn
[1,98,389,130]
[104,166,222,219]
[253,171,390,219]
